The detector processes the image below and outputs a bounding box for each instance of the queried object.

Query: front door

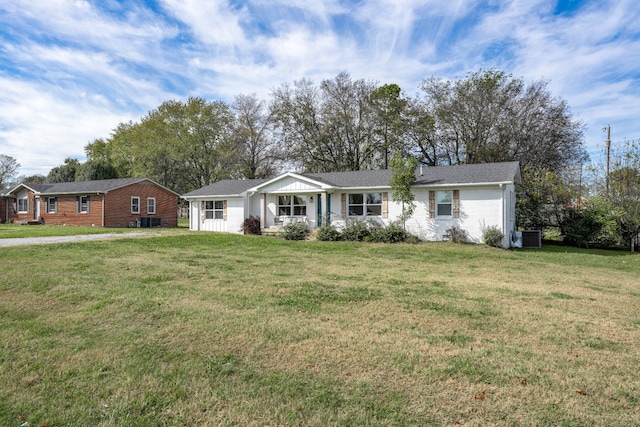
[317,193,331,226]
[34,196,40,220]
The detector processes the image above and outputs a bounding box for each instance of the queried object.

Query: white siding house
[181,162,521,248]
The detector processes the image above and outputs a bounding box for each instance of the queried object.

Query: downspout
[500,184,507,248]
[102,194,105,227]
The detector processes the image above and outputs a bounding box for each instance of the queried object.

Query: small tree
[389,151,418,233]
[0,154,20,188]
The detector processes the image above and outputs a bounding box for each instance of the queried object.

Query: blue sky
[1,0,638,176]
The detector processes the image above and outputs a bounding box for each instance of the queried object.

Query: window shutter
[200,201,205,222]
[76,196,79,213]
[429,191,435,218]
[341,193,346,218]
[86,196,90,213]
[382,192,388,219]
[453,190,460,218]
[223,200,227,220]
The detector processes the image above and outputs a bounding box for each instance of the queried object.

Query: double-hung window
[77,196,90,213]
[436,191,453,217]
[278,195,307,217]
[47,197,57,213]
[17,198,29,213]
[131,197,140,214]
[147,197,156,214]
[205,201,224,219]
[348,193,382,216]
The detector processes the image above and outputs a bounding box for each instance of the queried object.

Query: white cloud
[159,0,247,46]
[1,0,639,176]
[0,76,132,176]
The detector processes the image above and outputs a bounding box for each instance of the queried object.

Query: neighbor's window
[18,198,29,213]
[278,195,306,216]
[77,196,90,213]
[348,193,382,216]
[131,197,140,214]
[436,191,452,216]
[147,197,156,214]
[47,197,57,214]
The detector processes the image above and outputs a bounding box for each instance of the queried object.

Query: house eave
[181,193,246,200]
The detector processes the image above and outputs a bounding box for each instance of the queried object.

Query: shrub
[560,200,620,249]
[341,219,370,242]
[482,225,504,247]
[404,234,422,244]
[446,226,469,243]
[241,215,261,235]
[282,222,309,240]
[369,221,407,243]
[316,224,342,241]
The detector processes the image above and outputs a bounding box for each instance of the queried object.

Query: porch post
[320,192,328,226]
[261,193,267,230]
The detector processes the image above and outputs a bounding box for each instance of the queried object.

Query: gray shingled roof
[183,162,520,197]
[305,161,521,188]
[182,179,269,197]
[11,178,178,195]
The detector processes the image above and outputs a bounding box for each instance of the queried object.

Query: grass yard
[0,231,638,426]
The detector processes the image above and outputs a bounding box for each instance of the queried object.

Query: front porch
[261,216,309,236]
[259,191,331,231]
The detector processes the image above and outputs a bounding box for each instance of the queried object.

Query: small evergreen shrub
[282,222,309,240]
[241,215,261,235]
[404,234,422,244]
[316,224,342,241]
[446,226,469,243]
[369,221,407,243]
[341,219,371,241]
[482,225,504,247]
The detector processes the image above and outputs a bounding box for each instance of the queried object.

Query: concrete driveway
[0,232,159,247]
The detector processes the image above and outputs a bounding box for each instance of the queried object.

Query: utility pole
[604,125,611,194]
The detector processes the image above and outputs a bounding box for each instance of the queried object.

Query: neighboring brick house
[3,178,179,227]
[0,187,10,224]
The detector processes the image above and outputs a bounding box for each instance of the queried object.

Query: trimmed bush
[369,221,407,243]
[282,222,309,240]
[482,225,504,247]
[446,226,469,243]
[341,219,370,242]
[316,224,342,241]
[241,215,261,235]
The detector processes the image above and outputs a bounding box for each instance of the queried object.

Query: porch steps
[261,227,284,236]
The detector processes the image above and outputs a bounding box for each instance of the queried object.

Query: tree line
[2,69,638,250]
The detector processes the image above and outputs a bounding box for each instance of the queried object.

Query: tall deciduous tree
[271,71,379,172]
[0,154,20,188]
[105,97,239,193]
[369,84,409,168]
[232,93,280,179]
[46,158,81,183]
[77,138,119,181]
[607,140,640,251]
[418,69,585,171]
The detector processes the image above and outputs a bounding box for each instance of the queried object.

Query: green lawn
[0,220,189,239]
[0,232,638,426]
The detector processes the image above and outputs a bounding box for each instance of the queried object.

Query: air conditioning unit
[521,230,542,248]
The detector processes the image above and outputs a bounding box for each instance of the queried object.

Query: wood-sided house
[182,161,522,248]
[3,178,179,227]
